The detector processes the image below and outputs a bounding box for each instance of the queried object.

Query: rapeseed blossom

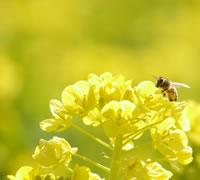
[122,157,172,180]
[101,100,145,138]
[71,164,104,180]
[7,166,38,180]
[8,73,193,180]
[32,136,77,168]
[40,99,72,132]
[62,81,99,116]
[8,166,68,180]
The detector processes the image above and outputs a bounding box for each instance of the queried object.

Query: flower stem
[65,166,73,174]
[122,119,165,147]
[109,135,123,180]
[73,153,110,173]
[72,123,113,151]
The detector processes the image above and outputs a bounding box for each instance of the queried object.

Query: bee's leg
[163,92,167,97]
[169,97,177,101]
[161,89,167,97]
[174,94,178,101]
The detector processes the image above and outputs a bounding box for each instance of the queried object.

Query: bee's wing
[173,82,190,88]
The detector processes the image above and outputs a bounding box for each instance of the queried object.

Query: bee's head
[155,77,165,87]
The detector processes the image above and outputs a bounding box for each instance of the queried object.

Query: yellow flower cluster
[8,73,193,180]
[8,165,103,180]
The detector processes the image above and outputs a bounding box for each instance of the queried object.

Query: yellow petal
[40,116,72,132]
[176,146,193,165]
[40,114,72,132]
[40,118,59,132]
[157,117,175,135]
[100,72,113,82]
[82,108,102,126]
[72,164,90,180]
[49,99,65,119]
[136,81,157,98]
[7,176,16,180]
[85,85,99,110]
[122,141,134,151]
[8,166,37,180]
[62,81,89,113]
[122,87,135,101]
[72,164,104,180]
[173,102,190,131]
[62,81,98,116]
[146,162,173,179]
[120,100,136,120]
[62,85,81,114]
[101,101,121,120]
[164,130,188,151]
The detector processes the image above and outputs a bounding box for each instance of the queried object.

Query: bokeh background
[0,0,200,179]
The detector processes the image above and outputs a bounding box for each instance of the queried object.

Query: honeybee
[153,76,190,101]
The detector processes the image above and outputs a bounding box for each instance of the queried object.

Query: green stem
[109,135,123,180]
[122,119,165,147]
[73,153,110,173]
[65,166,73,174]
[71,123,113,151]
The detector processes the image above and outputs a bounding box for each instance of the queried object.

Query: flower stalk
[109,135,123,180]
[122,118,166,147]
[71,123,113,151]
[65,166,73,174]
[73,153,110,173]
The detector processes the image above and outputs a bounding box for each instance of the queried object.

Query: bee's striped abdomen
[167,88,177,101]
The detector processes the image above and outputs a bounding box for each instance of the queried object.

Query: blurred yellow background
[0,0,200,179]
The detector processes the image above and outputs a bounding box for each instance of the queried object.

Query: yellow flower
[133,81,193,165]
[71,164,104,180]
[145,162,173,180]
[175,146,193,165]
[123,158,172,180]
[133,81,168,112]
[88,72,132,107]
[40,99,72,132]
[134,81,190,131]
[151,117,193,165]
[7,166,38,180]
[32,136,77,168]
[62,81,99,116]
[135,81,158,100]
[170,102,190,132]
[101,100,145,137]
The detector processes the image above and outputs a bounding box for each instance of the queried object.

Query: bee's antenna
[152,75,158,80]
